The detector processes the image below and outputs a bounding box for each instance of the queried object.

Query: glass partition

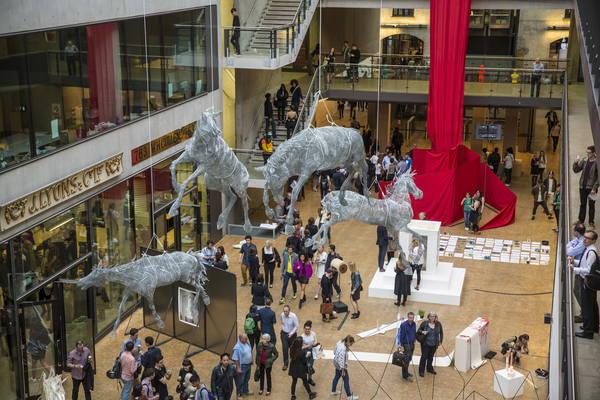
[13,203,88,299]
[0,35,32,168]
[0,7,215,173]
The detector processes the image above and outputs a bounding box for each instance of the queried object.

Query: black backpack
[585,250,600,291]
[107,355,122,380]
[320,173,329,189]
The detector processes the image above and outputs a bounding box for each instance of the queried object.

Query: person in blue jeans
[280,245,298,304]
[331,335,358,400]
[418,311,444,377]
[232,333,254,397]
[460,192,473,231]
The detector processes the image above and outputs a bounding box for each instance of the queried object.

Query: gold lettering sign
[131,121,196,166]
[1,153,124,230]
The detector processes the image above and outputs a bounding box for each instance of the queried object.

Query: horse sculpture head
[255,159,290,202]
[78,267,108,290]
[392,172,423,200]
[189,111,223,152]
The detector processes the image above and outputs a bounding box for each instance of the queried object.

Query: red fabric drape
[379,146,516,229]
[427,0,472,151]
[86,23,123,125]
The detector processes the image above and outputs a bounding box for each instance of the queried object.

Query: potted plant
[418,309,425,319]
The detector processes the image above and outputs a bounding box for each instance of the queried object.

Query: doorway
[19,299,62,400]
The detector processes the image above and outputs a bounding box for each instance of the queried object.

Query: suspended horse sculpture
[78,251,210,339]
[256,126,370,234]
[307,172,424,267]
[169,111,252,232]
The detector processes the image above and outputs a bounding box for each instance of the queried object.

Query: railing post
[224,29,230,57]
[274,30,278,59]
[286,28,290,55]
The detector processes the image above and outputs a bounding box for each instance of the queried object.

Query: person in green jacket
[256,333,279,396]
[551,184,561,232]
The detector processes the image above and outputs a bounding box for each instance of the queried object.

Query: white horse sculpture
[256,126,370,234]
[78,251,209,339]
[307,172,423,266]
[169,111,252,232]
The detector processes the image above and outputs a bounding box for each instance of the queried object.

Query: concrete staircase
[249,0,301,54]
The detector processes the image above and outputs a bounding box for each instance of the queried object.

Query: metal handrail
[227,0,311,31]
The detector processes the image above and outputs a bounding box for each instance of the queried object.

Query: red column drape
[86,23,123,125]
[427,0,472,151]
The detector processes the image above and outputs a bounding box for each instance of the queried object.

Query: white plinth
[455,318,490,372]
[494,369,525,397]
[368,259,466,306]
[369,220,465,306]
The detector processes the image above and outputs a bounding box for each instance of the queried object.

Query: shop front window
[61,259,94,355]
[13,203,88,299]
[0,35,32,168]
[0,241,19,399]
[153,153,195,210]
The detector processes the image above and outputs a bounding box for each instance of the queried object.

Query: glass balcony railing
[293,64,565,135]
[223,0,313,58]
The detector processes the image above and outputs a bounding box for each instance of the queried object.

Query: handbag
[416,330,426,344]
[307,365,316,375]
[320,302,334,315]
[312,344,324,360]
[392,348,410,368]
[253,368,260,382]
[388,239,398,251]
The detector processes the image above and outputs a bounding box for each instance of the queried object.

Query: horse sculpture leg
[263,181,275,219]
[236,184,253,233]
[109,288,132,339]
[337,166,356,207]
[169,156,207,217]
[285,174,310,234]
[206,175,237,230]
[307,219,335,249]
[146,291,165,329]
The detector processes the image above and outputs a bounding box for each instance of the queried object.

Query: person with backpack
[211,353,237,400]
[189,374,214,400]
[568,230,600,339]
[245,305,262,351]
[141,368,160,400]
[67,340,92,400]
[256,333,279,396]
[141,336,161,375]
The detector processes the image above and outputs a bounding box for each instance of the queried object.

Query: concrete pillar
[367,102,391,153]
[470,108,486,156]
[504,108,519,155]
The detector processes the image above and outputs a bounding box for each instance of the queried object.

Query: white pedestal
[368,220,466,306]
[455,318,490,372]
[494,369,525,397]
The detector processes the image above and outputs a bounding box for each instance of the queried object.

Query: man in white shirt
[531,58,544,97]
[568,230,599,339]
[280,305,299,370]
[568,223,586,323]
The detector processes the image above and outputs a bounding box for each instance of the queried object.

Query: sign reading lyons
[1,153,124,230]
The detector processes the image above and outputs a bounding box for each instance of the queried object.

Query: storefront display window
[0,7,214,173]
[152,153,195,210]
[133,170,153,255]
[0,35,32,168]
[13,203,88,299]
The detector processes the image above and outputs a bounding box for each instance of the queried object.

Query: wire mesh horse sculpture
[255,126,370,234]
[306,172,424,267]
[78,251,210,339]
[169,111,252,232]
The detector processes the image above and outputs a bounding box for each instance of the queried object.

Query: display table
[455,317,490,372]
[368,219,466,306]
[494,368,525,397]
